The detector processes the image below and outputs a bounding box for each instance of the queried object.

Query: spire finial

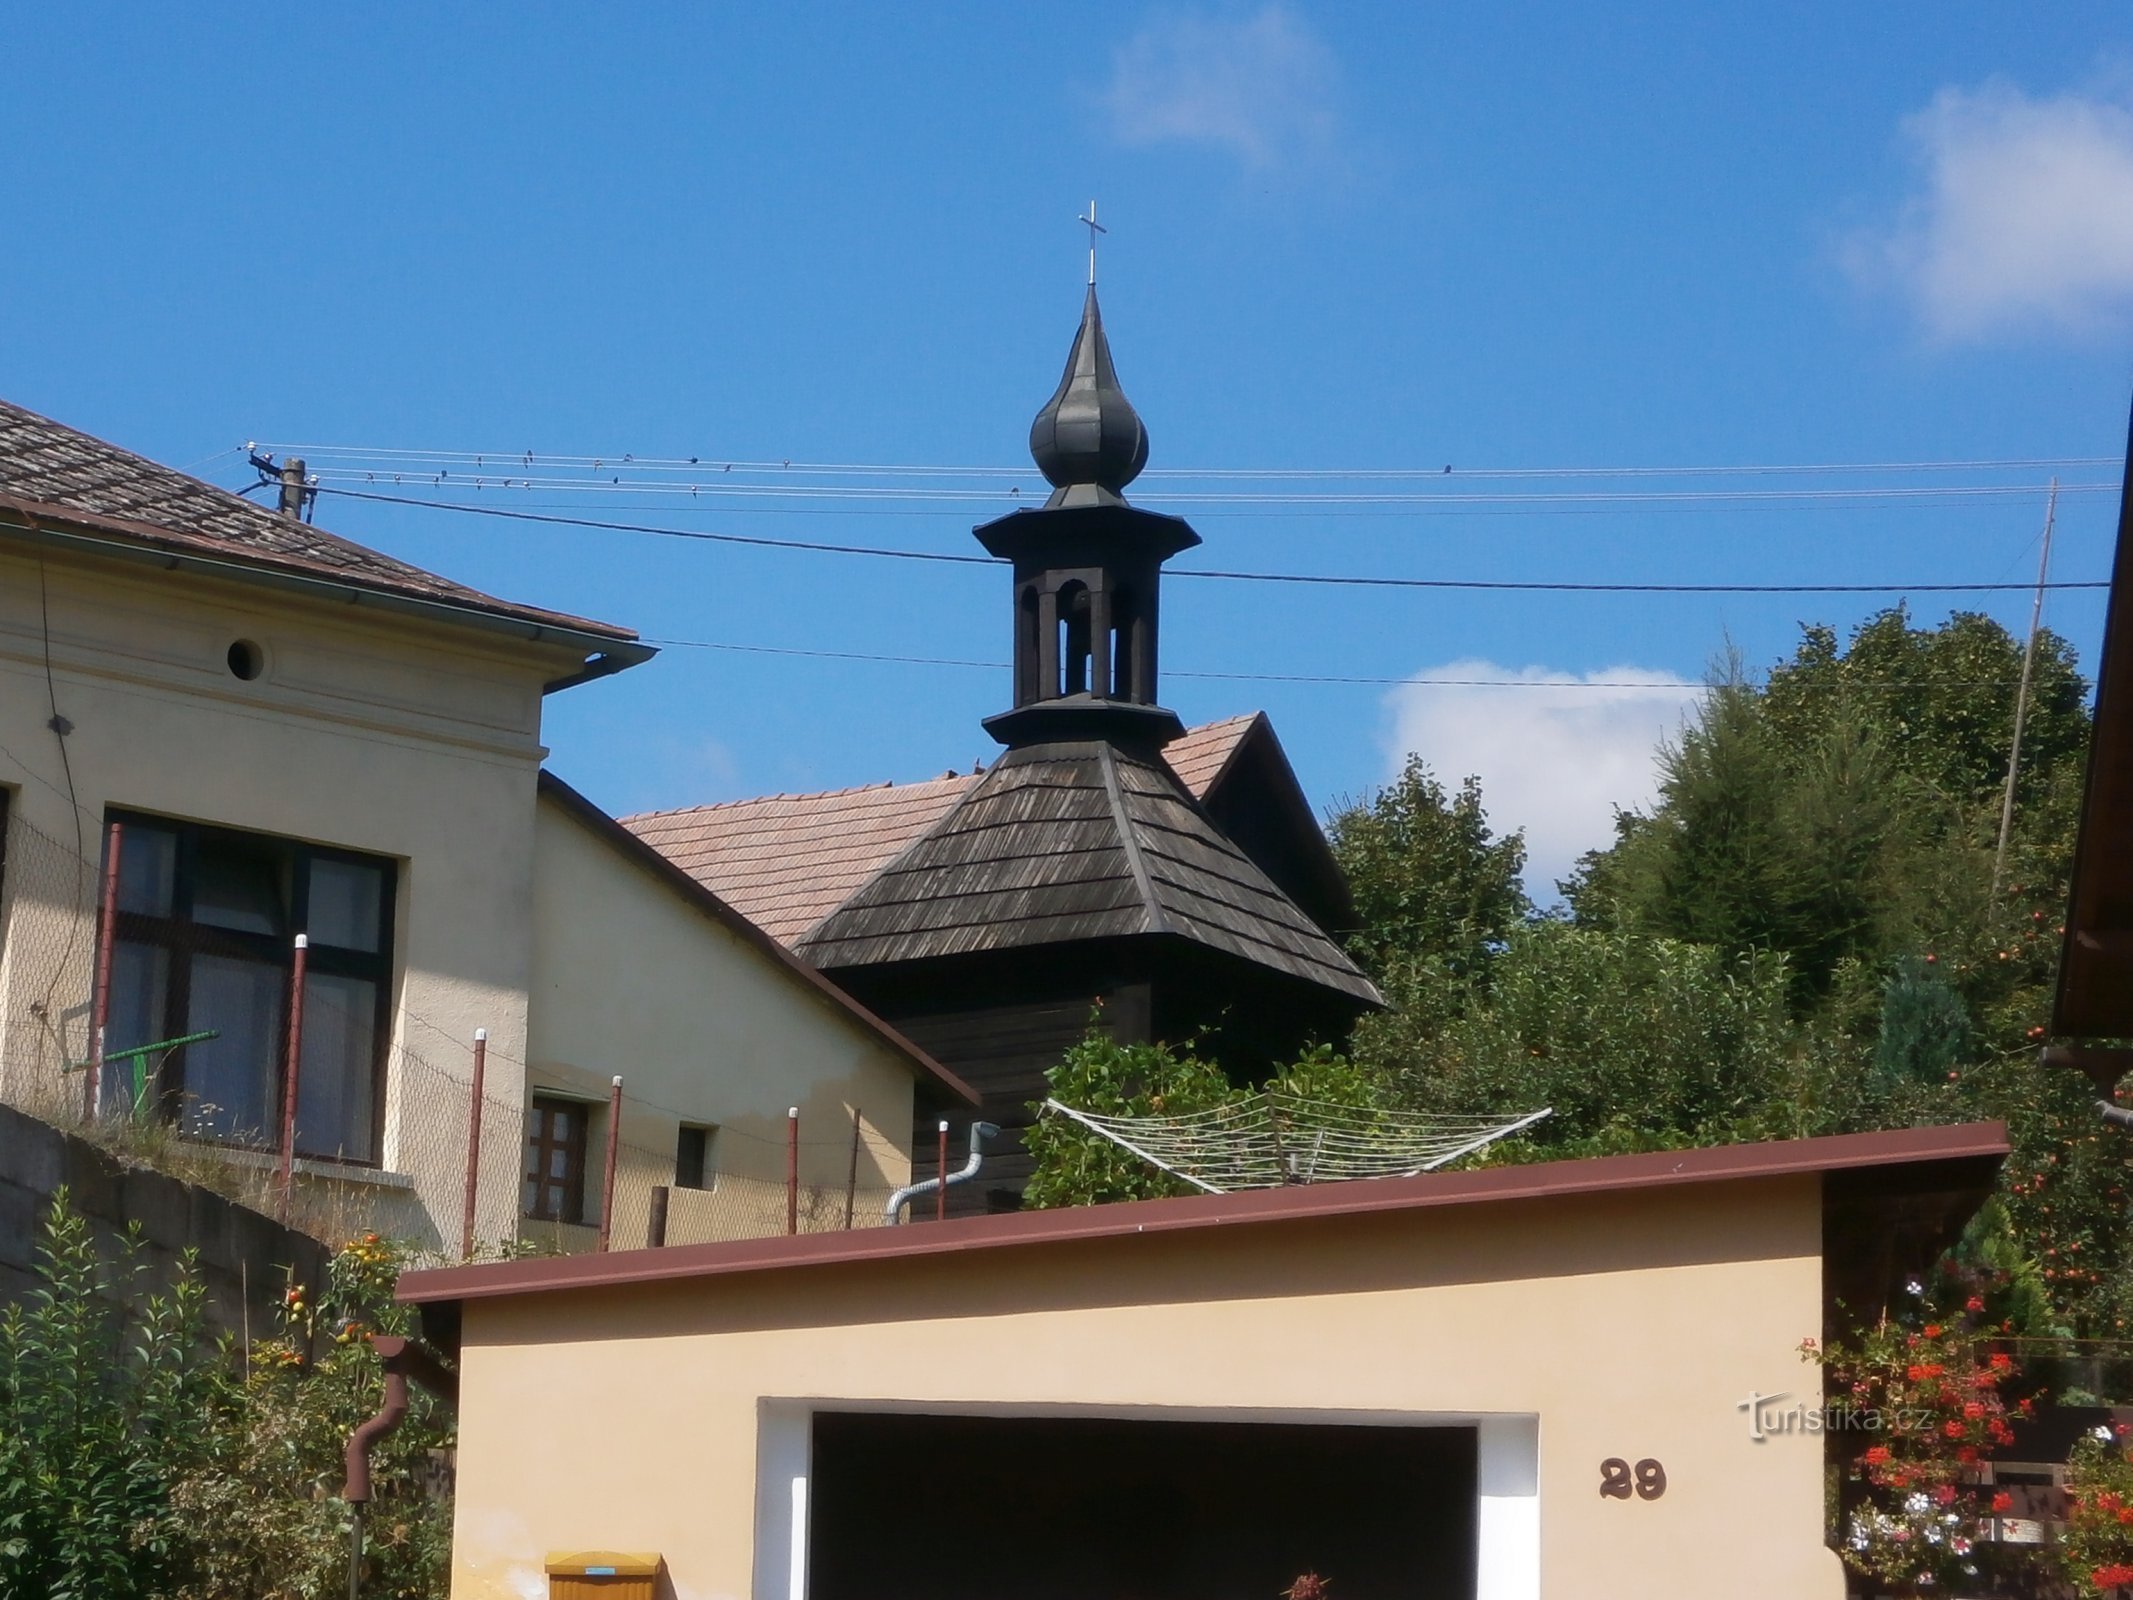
[1078,200,1105,287]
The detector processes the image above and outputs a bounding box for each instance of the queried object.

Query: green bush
[0,1192,451,1600]
[0,1193,218,1599]
[1022,1031,1238,1208]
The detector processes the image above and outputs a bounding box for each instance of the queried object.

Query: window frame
[674,1122,716,1191]
[104,809,396,1165]
[524,1095,591,1224]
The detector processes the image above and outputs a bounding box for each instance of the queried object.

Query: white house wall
[526,793,917,1250]
[0,537,577,1246]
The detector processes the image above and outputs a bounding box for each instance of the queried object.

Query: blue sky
[5,4,2132,892]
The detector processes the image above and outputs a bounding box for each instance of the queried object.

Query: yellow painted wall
[0,539,580,1245]
[0,537,925,1254]
[525,793,915,1249]
[445,1174,1848,1600]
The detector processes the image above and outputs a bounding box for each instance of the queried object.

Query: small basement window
[674,1123,715,1189]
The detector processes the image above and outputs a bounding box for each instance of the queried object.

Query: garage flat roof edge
[401,1121,2007,1308]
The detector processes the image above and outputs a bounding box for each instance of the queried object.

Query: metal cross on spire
[1078,200,1106,286]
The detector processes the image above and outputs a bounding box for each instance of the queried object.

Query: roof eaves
[536,771,978,1106]
[400,1120,2009,1307]
[0,493,652,691]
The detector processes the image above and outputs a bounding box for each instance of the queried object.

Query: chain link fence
[0,805,918,1258]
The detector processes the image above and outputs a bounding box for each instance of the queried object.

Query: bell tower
[978,285,1201,753]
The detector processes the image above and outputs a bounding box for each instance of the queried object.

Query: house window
[524,1097,589,1224]
[103,812,394,1164]
[675,1123,715,1190]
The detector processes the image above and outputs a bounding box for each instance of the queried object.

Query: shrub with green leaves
[0,1191,219,1600]
[1022,1031,1238,1208]
[0,1192,452,1600]
[165,1229,452,1600]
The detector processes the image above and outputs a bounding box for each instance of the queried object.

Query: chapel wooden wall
[892,988,1151,1218]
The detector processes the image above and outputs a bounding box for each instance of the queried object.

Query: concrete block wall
[0,1100,328,1339]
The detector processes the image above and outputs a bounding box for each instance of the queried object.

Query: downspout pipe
[884,1121,1001,1224]
[342,1335,459,1504]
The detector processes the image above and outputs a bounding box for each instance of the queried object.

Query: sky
[4,4,2132,896]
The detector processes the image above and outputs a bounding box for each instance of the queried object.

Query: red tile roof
[622,722,1261,947]
[1161,713,1258,794]
[626,772,983,944]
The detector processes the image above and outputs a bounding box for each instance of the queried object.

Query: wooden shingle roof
[794,742,1381,1005]
[621,718,1264,948]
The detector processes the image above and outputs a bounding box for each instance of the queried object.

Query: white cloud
[1850,80,2133,340]
[1104,3,1341,171]
[1383,660,1705,899]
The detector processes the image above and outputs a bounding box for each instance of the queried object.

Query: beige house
[0,397,968,1252]
[402,1120,2006,1600]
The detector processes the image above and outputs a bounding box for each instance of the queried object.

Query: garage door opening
[806,1413,1479,1600]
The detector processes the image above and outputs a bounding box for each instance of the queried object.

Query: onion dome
[1027,286,1149,505]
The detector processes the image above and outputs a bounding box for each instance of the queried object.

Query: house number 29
[1599,1458,1667,1500]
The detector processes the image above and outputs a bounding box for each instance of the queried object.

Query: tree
[1760,609,2087,814]
[1568,612,2089,1007]
[1362,921,1813,1152]
[1327,757,1529,993]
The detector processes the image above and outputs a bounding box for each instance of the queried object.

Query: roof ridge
[1098,744,1171,937]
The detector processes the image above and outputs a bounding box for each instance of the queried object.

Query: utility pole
[1994,478,2059,893]
[277,456,308,519]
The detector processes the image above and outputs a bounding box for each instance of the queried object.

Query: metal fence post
[844,1108,861,1230]
[785,1106,800,1235]
[936,1119,949,1222]
[86,819,123,1120]
[597,1075,622,1251]
[277,933,309,1224]
[461,1028,487,1261]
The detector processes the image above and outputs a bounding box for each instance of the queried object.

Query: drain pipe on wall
[884,1121,1001,1224]
[342,1336,457,1599]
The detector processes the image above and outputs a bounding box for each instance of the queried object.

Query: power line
[301,465,2118,511]
[313,485,2109,595]
[258,441,2123,480]
[642,636,2037,692]
[290,489,2095,523]
[318,485,991,566]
